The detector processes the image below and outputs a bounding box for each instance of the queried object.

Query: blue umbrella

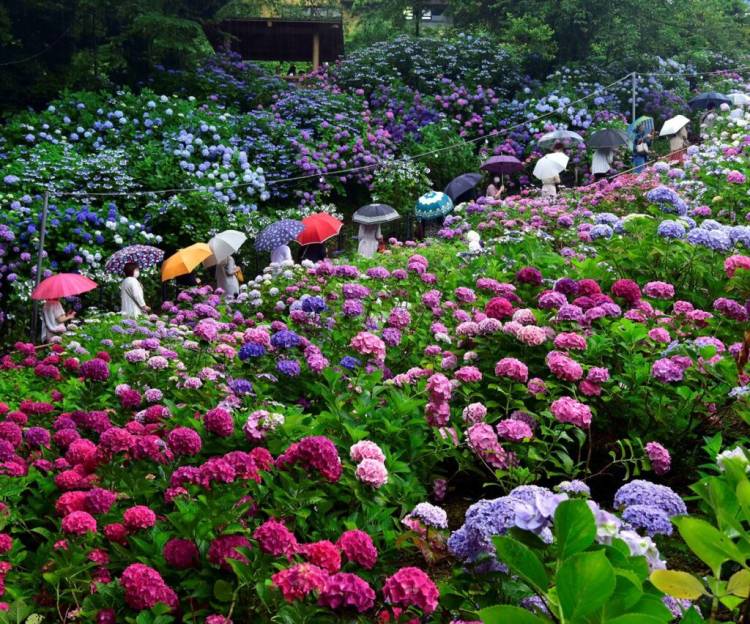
[255,219,304,252]
[415,191,453,221]
[444,173,482,203]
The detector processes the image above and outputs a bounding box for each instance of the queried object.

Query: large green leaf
[493,536,548,593]
[649,570,705,599]
[554,499,596,559]
[673,516,746,573]
[479,605,550,624]
[557,550,616,620]
[605,616,665,624]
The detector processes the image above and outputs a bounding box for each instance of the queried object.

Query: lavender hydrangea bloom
[646,186,688,216]
[301,296,327,313]
[408,502,448,529]
[595,213,620,226]
[557,480,591,496]
[622,505,674,536]
[657,220,686,239]
[514,491,568,532]
[613,480,687,516]
[590,224,614,240]
[687,227,732,251]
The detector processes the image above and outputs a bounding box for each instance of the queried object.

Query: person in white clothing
[120,262,149,318]
[541,175,560,198]
[357,224,381,259]
[215,255,240,298]
[591,148,614,180]
[41,299,75,342]
[270,244,293,265]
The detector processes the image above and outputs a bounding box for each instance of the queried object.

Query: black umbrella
[352,204,401,225]
[688,92,731,111]
[444,173,482,204]
[588,128,629,149]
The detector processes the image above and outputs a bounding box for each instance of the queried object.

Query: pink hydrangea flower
[355,459,389,488]
[61,511,97,535]
[382,567,439,615]
[496,419,533,442]
[494,358,529,383]
[337,530,377,569]
[645,441,671,475]
[350,441,385,464]
[318,573,376,612]
[551,396,592,428]
[254,519,298,557]
[272,563,329,603]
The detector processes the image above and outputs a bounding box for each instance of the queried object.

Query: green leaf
[213,579,234,602]
[679,607,705,623]
[557,550,616,620]
[649,570,705,599]
[493,536,548,593]
[605,616,665,624]
[478,605,549,624]
[673,516,745,574]
[554,499,596,559]
[736,479,750,521]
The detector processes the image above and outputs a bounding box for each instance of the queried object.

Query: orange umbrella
[297,213,343,245]
[161,243,212,282]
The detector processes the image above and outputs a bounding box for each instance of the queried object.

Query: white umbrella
[547,152,570,169]
[533,154,568,180]
[537,129,585,149]
[203,230,247,267]
[659,115,690,137]
[727,93,750,107]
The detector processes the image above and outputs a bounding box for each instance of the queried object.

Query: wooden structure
[206,15,344,71]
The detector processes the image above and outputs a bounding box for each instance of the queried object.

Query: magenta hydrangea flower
[645,442,671,475]
[382,567,439,615]
[494,357,528,382]
[550,396,592,428]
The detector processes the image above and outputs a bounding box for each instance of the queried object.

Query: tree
[352,0,428,37]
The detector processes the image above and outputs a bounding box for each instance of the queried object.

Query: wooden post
[30,190,50,343]
[312,31,320,71]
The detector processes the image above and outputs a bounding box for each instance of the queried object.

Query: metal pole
[631,72,637,123]
[30,190,50,343]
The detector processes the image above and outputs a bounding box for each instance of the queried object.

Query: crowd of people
[38,100,744,343]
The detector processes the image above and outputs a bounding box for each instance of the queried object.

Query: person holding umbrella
[591,148,614,180]
[358,224,382,258]
[486,177,505,199]
[121,262,150,318]
[41,300,76,342]
[271,244,293,265]
[31,273,98,343]
[215,256,240,298]
[633,125,654,173]
[298,213,343,263]
[204,230,247,299]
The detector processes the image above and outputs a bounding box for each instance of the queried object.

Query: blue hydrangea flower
[613,480,686,516]
[339,356,361,370]
[622,504,673,536]
[238,342,266,360]
[590,224,614,240]
[270,330,301,349]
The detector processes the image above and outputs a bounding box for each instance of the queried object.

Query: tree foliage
[449,0,750,68]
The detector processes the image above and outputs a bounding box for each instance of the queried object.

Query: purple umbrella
[105,245,164,275]
[481,155,524,175]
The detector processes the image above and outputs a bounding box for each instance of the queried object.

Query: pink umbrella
[31,273,98,301]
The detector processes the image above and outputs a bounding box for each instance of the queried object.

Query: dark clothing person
[300,243,326,263]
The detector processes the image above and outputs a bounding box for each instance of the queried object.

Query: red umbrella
[297,213,343,245]
[31,273,98,301]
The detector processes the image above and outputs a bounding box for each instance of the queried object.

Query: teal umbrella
[415,191,453,221]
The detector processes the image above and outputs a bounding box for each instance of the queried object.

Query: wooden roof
[206,18,344,63]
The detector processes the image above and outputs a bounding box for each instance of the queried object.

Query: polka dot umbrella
[415,191,453,221]
[105,245,164,275]
[255,219,305,253]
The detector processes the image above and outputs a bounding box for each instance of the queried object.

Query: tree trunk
[414,1,421,36]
